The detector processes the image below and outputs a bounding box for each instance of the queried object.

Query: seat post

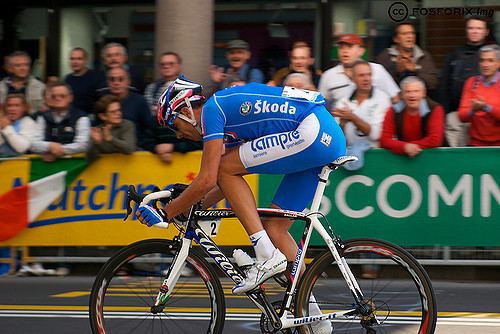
[309,166,334,213]
[309,156,357,213]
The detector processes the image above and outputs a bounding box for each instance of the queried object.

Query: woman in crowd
[87,94,136,161]
[0,94,36,156]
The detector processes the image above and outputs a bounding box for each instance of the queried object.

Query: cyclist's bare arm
[201,145,242,209]
[165,138,224,218]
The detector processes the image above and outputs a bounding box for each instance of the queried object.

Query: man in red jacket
[380,76,444,157]
[458,44,500,146]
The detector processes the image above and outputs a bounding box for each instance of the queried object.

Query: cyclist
[137,75,346,296]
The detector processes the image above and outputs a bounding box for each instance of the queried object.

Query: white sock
[249,230,275,261]
[308,294,322,315]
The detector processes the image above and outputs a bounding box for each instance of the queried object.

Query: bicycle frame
[150,163,369,330]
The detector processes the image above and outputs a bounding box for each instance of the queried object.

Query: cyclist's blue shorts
[239,106,346,212]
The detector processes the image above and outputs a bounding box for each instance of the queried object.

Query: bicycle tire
[89,239,226,334]
[295,238,437,334]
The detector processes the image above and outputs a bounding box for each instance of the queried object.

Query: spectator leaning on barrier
[31,82,90,162]
[97,42,144,93]
[144,52,182,111]
[87,95,136,161]
[457,44,500,146]
[268,45,321,89]
[0,51,45,115]
[64,47,99,119]
[208,39,264,95]
[377,21,438,93]
[380,76,444,157]
[0,94,36,156]
[319,33,400,110]
[333,61,391,169]
[439,16,491,114]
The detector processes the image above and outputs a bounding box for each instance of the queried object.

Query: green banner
[258,148,500,247]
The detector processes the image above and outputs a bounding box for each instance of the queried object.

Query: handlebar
[124,185,172,229]
[140,190,172,206]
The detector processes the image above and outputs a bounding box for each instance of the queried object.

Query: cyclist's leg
[202,185,225,209]
[217,149,266,236]
[264,205,297,261]
[244,109,345,262]
[218,150,288,293]
[264,167,322,263]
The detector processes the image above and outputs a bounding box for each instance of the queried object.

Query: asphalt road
[0,276,499,333]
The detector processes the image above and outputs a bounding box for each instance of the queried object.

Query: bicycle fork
[151,237,191,313]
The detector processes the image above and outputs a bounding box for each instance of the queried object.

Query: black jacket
[438,43,486,113]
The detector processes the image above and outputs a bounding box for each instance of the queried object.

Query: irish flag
[0,157,87,241]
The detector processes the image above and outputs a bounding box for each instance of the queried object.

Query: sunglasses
[160,61,178,66]
[109,76,127,83]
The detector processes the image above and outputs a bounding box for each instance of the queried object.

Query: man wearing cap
[319,33,400,111]
[208,39,264,95]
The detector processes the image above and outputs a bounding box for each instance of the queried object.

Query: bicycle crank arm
[248,289,282,330]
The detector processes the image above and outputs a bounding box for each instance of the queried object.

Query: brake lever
[124,185,146,221]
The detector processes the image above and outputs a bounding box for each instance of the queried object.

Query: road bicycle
[89,155,437,333]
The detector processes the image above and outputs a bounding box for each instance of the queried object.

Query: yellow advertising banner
[0,152,254,247]
[0,158,30,194]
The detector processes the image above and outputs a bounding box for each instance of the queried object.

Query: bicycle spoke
[295,239,436,334]
[90,240,225,334]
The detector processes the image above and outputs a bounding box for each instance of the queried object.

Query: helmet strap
[177,98,203,135]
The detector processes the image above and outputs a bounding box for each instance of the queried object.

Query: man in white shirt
[333,60,391,169]
[319,34,400,110]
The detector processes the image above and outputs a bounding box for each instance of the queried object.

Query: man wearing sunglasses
[105,67,153,150]
[137,75,345,328]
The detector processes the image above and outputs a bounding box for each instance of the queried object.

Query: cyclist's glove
[138,205,168,227]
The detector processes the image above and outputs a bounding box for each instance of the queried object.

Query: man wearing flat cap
[319,33,400,111]
[208,39,264,95]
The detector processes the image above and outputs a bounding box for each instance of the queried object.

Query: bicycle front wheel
[295,238,437,334]
[89,239,225,334]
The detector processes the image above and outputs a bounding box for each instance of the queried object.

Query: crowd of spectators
[1,16,498,277]
[0,16,498,165]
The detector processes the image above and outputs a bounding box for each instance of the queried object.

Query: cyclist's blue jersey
[201,83,326,145]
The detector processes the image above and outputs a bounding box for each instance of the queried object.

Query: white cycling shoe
[309,296,333,334]
[310,319,333,334]
[232,249,287,294]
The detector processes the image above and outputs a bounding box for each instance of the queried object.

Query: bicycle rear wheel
[89,239,225,334]
[295,238,437,334]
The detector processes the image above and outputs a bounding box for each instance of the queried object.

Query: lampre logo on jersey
[251,130,304,152]
[254,100,296,115]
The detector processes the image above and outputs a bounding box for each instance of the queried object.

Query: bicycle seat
[327,155,358,169]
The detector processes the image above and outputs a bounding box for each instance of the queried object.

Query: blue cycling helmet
[156,74,205,132]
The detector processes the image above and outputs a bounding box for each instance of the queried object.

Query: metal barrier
[0,148,499,274]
